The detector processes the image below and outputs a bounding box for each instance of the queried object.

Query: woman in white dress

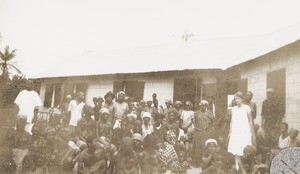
[228,92,256,171]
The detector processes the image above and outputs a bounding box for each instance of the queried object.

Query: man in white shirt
[68,92,85,129]
[14,80,42,134]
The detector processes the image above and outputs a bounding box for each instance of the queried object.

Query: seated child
[288,128,300,147]
[132,120,143,135]
[177,150,190,174]
[240,145,269,174]
[132,133,143,154]
[269,123,289,163]
[111,118,132,149]
[12,116,32,174]
[77,134,107,174]
[139,134,165,174]
[253,124,269,164]
[201,139,236,174]
[109,137,139,174]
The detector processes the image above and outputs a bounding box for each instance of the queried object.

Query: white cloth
[14,90,42,123]
[228,104,252,156]
[278,135,290,149]
[142,123,154,138]
[24,123,34,135]
[113,119,121,129]
[68,100,85,126]
[177,128,185,141]
[181,110,195,132]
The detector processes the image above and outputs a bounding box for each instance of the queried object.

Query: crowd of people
[1,82,300,174]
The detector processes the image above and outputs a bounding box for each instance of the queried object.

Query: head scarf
[116,91,126,101]
[205,139,218,147]
[266,88,275,93]
[174,101,182,106]
[100,108,110,115]
[199,100,209,106]
[185,101,193,108]
[165,99,172,104]
[166,130,177,145]
[142,112,151,119]
[132,133,143,141]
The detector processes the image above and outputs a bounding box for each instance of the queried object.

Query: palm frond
[1,46,17,62]
[8,64,22,74]
[0,52,4,61]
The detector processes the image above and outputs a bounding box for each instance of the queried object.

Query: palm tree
[0,46,21,79]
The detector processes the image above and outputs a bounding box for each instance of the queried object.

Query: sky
[1,0,300,77]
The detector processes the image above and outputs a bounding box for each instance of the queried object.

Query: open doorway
[173,78,201,106]
[267,68,286,114]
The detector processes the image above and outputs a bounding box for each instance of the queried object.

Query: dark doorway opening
[113,81,145,102]
[267,68,286,114]
[173,78,201,106]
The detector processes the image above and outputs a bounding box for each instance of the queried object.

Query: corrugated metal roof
[33,23,300,79]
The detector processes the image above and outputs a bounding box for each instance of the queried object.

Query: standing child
[96,108,113,140]
[181,101,195,134]
[112,91,129,129]
[92,97,101,122]
[76,105,96,150]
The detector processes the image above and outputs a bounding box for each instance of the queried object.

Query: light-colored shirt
[14,90,42,123]
[112,102,129,119]
[142,123,154,138]
[68,100,85,126]
[278,134,290,149]
[181,110,195,132]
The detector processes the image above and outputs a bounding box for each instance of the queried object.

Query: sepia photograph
[1,0,300,173]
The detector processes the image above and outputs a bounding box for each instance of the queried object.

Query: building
[33,23,300,130]
[231,39,300,130]
[36,69,221,110]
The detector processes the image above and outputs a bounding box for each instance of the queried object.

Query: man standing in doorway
[14,80,42,134]
[207,96,216,116]
[244,91,257,121]
[261,88,284,148]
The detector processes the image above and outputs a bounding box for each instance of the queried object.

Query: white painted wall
[85,80,114,106]
[241,41,300,130]
[143,78,174,108]
[39,83,46,106]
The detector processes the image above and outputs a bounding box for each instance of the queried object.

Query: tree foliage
[0,75,29,108]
